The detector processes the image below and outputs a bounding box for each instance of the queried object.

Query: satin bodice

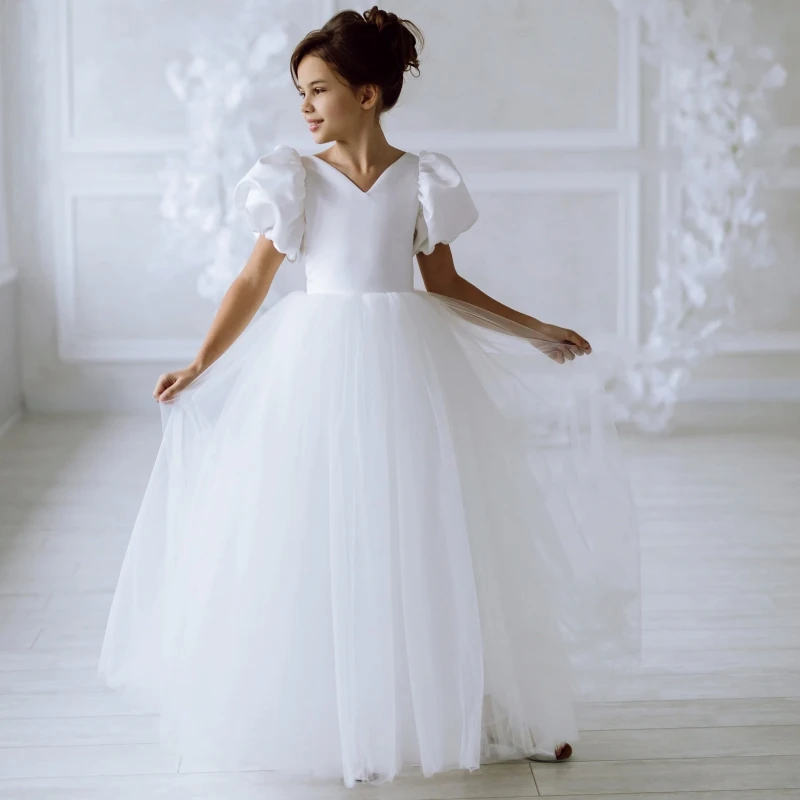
[233,143,480,295]
[301,153,419,294]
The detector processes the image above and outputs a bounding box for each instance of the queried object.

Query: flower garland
[157,0,294,306]
[608,0,787,431]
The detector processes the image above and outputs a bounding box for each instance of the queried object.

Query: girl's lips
[308,120,322,131]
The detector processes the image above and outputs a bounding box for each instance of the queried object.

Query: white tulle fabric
[98,144,642,788]
[232,144,306,262]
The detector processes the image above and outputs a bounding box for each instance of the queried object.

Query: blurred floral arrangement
[609,0,787,431]
[157,1,294,307]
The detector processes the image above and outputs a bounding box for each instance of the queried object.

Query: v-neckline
[311,151,410,196]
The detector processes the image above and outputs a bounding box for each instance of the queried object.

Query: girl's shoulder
[232,145,306,263]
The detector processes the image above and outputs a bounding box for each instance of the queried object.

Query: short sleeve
[233,144,306,263]
[413,151,479,256]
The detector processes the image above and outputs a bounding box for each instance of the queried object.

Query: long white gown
[97,143,642,788]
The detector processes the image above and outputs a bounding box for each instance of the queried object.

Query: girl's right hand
[153,364,202,403]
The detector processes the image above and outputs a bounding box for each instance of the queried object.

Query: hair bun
[362,5,420,73]
[363,6,398,33]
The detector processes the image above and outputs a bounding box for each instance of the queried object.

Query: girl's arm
[416,244,591,358]
[154,236,285,402]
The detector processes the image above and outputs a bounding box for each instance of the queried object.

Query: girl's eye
[298,89,323,98]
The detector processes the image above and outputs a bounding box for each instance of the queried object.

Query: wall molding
[58,0,188,155]
[371,8,639,154]
[45,0,798,408]
[56,169,641,363]
[54,0,643,363]
[713,333,800,353]
[679,377,800,402]
[470,169,641,348]
[60,0,640,155]
[306,2,640,153]
[57,177,201,363]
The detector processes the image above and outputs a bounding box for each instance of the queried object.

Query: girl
[98,6,641,788]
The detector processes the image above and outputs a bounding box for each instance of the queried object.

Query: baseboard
[679,378,800,403]
[0,267,18,289]
[0,409,23,439]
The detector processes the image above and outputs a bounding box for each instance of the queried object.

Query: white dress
[97,144,642,787]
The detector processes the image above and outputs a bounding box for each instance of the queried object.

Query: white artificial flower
[608,0,786,431]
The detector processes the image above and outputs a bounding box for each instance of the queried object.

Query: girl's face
[296,55,378,143]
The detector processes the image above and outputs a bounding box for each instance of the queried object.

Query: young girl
[98,6,641,788]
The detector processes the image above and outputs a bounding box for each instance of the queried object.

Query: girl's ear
[360,83,380,110]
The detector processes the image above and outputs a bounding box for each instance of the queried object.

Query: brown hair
[290,6,424,117]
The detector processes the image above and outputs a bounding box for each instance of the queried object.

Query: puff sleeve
[412,150,479,256]
[233,144,306,263]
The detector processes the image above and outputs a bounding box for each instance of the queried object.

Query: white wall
[2,0,799,412]
[0,1,23,431]
[0,273,21,433]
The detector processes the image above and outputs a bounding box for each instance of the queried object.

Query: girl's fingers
[158,380,179,402]
[160,376,192,402]
[154,374,173,399]
[163,380,183,401]
[564,330,590,351]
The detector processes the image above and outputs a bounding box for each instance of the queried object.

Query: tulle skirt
[97,288,641,787]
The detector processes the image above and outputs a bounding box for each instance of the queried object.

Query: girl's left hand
[535,323,592,364]
[153,364,202,403]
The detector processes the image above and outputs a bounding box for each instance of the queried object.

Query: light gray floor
[0,406,799,798]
